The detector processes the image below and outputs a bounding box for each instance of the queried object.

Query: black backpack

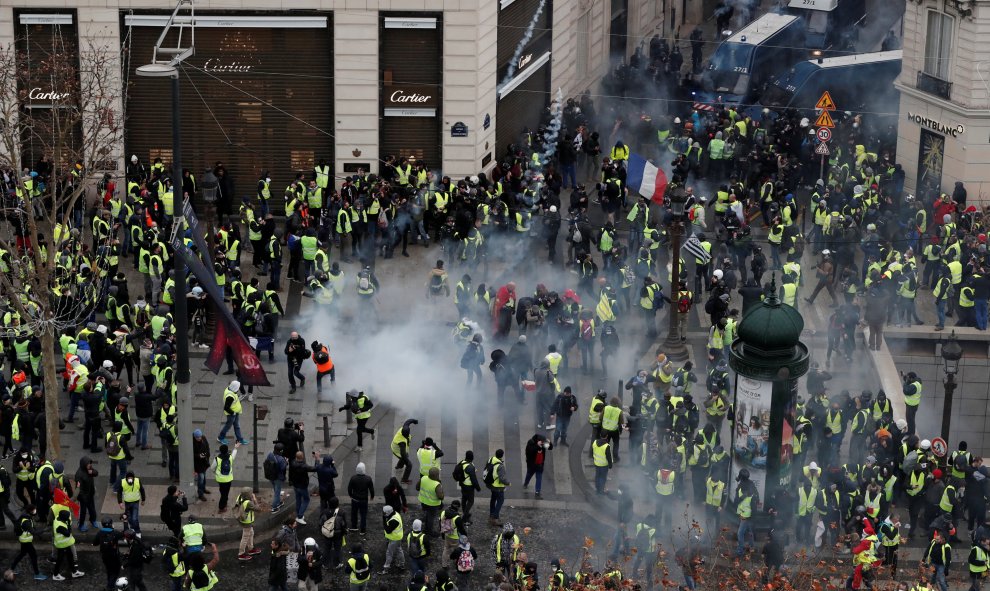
[452,461,466,484]
[315,350,330,365]
[263,454,280,481]
[482,460,496,488]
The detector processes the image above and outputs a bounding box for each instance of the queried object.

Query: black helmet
[102,517,113,528]
[738,468,750,481]
[284,418,294,428]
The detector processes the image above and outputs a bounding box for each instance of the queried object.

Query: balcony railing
[918,71,952,100]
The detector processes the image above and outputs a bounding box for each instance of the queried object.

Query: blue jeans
[931,564,947,591]
[562,163,577,189]
[217,413,243,442]
[553,415,571,445]
[67,392,81,421]
[271,479,283,509]
[295,486,310,519]
[736,519,754,556]
[110,459,128,489]
[195,472,206,497]
[595,466,609,493]
[136,418,150,448]
[270,261,282,288]
[489,489,505,518]
[124,502,141,533]
[523,468,543,493]
[937,299,947,328]
[976,299,989,330]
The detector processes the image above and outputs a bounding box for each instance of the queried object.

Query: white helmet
[115,577,130,590]
[229,380,241,391]
[920,439,932,450]
[713,269,724,280]
[304,537,317,546]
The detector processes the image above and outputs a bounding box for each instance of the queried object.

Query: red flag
[204,303,272,387]
[652,167,669,205]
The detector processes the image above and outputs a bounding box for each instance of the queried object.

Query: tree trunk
[41,329,62,459]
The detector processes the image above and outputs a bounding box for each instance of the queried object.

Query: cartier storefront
[379,14,443,170]
[122,12,334,196]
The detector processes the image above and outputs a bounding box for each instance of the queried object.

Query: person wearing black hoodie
[94,518,122,591]
[133,387,161,450]
[159,485,188,538]
[383,476,408,514]
[348,462,375,534]
[123,529,151,591]
[73,457,99,532]
[315,455,338,510]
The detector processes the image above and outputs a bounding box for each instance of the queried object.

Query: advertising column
[380,15,443,172]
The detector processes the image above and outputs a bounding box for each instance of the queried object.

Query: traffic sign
[814,110,835,128]
[814,143,830,156]
[931,437,948,458]
[815,91,836,111]
[816,127,832,142]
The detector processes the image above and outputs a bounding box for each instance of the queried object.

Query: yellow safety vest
[121,478,142,503]
[391,429,409,458]
[385,513,404,541]
[592,441,611,467]
[215,454,234,483]
[588,398,605,425]
[224,388,242,414]
[417,448,439,476]
[417,475,442,507]
[706,478,725,507]
[601,405,621,432]
[904,381,922,407]
[655,470,675,495]
[798,484,817,516]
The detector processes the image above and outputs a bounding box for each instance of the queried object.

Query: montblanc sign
[907,112,965,138]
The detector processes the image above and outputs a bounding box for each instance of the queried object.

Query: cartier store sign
[383,84,438,117]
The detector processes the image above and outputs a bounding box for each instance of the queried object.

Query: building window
[924,11,953,81]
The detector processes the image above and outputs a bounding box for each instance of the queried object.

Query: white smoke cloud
[497,0,548,94]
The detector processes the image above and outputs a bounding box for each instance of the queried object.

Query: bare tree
[0,32,123,458]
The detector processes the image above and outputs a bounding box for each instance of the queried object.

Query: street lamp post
[136,62,193,492]
[253,404,269,493]
[662,186,690,361]
[940,331,963,442]
[200,169,219,256]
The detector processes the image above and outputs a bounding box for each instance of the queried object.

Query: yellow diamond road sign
[815,91,836,111]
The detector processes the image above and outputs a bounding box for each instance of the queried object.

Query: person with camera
[283,332,308,395]
[159,485,187,538]
[276,418,305,460]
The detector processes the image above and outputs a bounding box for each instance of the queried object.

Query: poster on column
[731,376,773,500]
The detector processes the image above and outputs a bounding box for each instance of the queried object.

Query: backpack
[456,549,476,573]
[572,228,583,243]
[315,350,330,365]
[580,319,594,341]
[409,534,424,558]
[358,274,371,291]
[377,210,388,229]
[677,293,691,313]
[452,461,465,484]
[482,460,496,488]
[430,273,444,293]
[263,454,280,481]
[440,515,453,535]
[231,500,245,521]
[321,510,340,538]
[105,435,121,458]
[218,456,232,477]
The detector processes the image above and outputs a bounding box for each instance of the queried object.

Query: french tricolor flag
[625,153,669,204]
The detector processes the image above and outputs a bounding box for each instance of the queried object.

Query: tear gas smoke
[497,0,548,93]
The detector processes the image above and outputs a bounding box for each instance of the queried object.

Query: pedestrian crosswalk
[330,395,578,504]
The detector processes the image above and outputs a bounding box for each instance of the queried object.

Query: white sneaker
[71,571,85,578]
[296,517,307,525]
[52,575,66,581]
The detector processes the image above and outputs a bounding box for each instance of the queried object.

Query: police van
[786,0,866,50]
[755,50,902,119]
[696,13,806,108]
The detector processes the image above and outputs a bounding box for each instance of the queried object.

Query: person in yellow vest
[381,504,405,574]
[587,390,607,457]
[51,509,84,581]
[600,397,625,463]
[902,372,922,436]
[216,380,248,446]
[415,462,444,550]
[11,503,45,580]
[654,462,676,531]
[733,468,758,557]
[969,535,990,591]
[339,389,375,450]
[795,469,819,547]
[487,449,510,526]
[592,434,613,495]
[185,542,220,591]
[705,467,726,534]
[116,470,146,534]
[234,487,260,561]
[211,443,238,515]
